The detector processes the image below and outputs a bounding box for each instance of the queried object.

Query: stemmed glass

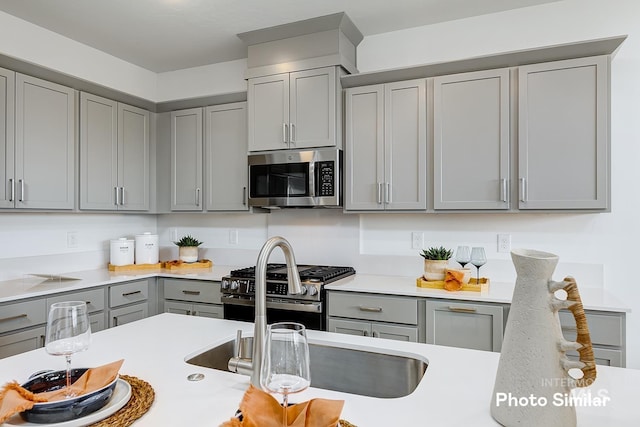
[470,247,487,284]
[45,301,91,398]
[261,322,311,427]
[455,246,471,268]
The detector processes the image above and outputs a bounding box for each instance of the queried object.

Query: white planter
[178,246,199,263]
[423,259,449,281]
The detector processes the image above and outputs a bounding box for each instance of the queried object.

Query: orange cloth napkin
[444,269,464,291]
[0,359,124,423]
[220,385,344,427]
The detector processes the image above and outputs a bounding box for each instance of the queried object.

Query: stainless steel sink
[186,338,428,398]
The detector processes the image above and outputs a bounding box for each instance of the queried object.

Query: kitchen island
[0,313,638,426]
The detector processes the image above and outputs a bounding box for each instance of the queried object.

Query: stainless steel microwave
[248,148,342,208]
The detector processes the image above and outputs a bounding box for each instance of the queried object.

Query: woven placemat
[89,375,155,427]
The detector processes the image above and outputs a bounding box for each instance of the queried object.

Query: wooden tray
[160,259,213,270]
[416,276,490,292]
[108,263,162,272]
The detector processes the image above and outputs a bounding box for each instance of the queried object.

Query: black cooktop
[229,264,355,283]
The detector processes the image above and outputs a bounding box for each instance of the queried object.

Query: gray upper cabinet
[248,66,340,151]
[205,102,248,211]
[518,56,609,210]
[13,74,75,209]
[0,67,15,209]
[171,108,203,211]
[345,79,426,211]
[433,69,510,210]
[80,93,150,211]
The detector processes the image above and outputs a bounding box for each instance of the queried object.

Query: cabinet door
[191,303,223,319]
[89,312,106,333]
[518,56,609,210]
[0,326,45,359]
[205,102,248,211]
[15,74,75,209]
[344,85,385,210]
[384,79,427,210]
[434,69,510,210]
[426,300,504,352]
[80,92,118,210]
[372,323,418,342]
[248,73,289,151]
[289,67,336,149]
[327,318,371,337]
[118,103,150,211]
[109,303,148,327]
[0,67,15,209]
[171,108,203,210]
[164,300,192,315]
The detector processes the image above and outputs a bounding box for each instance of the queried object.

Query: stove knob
[230,280,240,291]
[307,286,318,297]
[298,286,308,295]
[221,279,230,290]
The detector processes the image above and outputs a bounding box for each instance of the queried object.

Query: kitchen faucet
[227,236,302,388]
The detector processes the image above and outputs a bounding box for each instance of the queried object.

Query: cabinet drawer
[109,280,149,308]
[163,279,221,304]
[0,299,46,334]
[558,310,623,347]
[47,288,105,314]
[328,293,417,325]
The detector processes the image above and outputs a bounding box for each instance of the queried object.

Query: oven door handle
[221,296,322,313]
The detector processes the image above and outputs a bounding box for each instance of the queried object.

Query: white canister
[135,232,159,264]
[110,238,134,266]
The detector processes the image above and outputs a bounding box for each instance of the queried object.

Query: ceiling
[0,0,562,73]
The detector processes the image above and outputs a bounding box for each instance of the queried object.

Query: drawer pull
[358,306,383,313]
[0,313,28,322]
[122,290,142,297]
[447,306,477,313]
[182,290,201,296]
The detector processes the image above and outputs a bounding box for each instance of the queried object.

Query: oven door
[222,296,324,330]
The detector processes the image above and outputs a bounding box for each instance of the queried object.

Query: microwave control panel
[316,161,335,197]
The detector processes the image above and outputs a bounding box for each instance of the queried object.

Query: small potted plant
[174,235,203,263]
[420,246,453,281]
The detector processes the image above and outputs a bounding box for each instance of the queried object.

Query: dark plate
[20,368,117,424]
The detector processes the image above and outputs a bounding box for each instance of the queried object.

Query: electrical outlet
[497,234,511,253]
[411,232,424,250]
[229,229,239,245]
[67,231,78,248]
[170,228,178,242]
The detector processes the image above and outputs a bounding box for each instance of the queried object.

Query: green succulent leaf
[173,235,203,247]
[420,246,453,260]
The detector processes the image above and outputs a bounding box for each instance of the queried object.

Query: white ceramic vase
[179,246,199,263]
[423,259,449,281]
[490,249,596,427]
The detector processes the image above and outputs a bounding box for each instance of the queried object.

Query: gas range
[221,264,356,303]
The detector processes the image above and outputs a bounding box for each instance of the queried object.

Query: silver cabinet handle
[119,187,125,205]
[9,178,14,202]
[114,187,119,206]
[372,330,379,338]
[195,188,201,206]
[447,306,477,313]
[500,179,508,202]
[0,313,28,322]
[182,290,201,295]
[363,330,369,337]
[283,123,288,144]
[122,290,142,297]
[385,182,390,204]
[358,306,383,313]
[290,123,296,144]
[19,179,24,202]
[520,177,527,202]
[377,183,382,204]
[242,187,247,206]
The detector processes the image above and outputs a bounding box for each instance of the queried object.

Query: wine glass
[261,322,311,427]
[45,301,91,398]
[470,247,487,284]
[455,246,471,268]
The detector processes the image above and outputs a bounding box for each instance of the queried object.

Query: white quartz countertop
[0,313,637,426]
[324,274,631,313]
[0,267,630,312]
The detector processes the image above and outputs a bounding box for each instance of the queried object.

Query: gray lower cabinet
[161,278,223,319]
[0,66,15,209]
[205,102,248,211]
[0,326,46,359]
[425,299,507,352]
[108,280,150,327]
[345,79,427,211]
[559,309,625,367]
[326,292,421,342]
[518,55,609,210]
[80,92,150,211]
[433,69,510,210]
[46,287,106,333]
[171,107,203,211]
[0,297,46,359]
